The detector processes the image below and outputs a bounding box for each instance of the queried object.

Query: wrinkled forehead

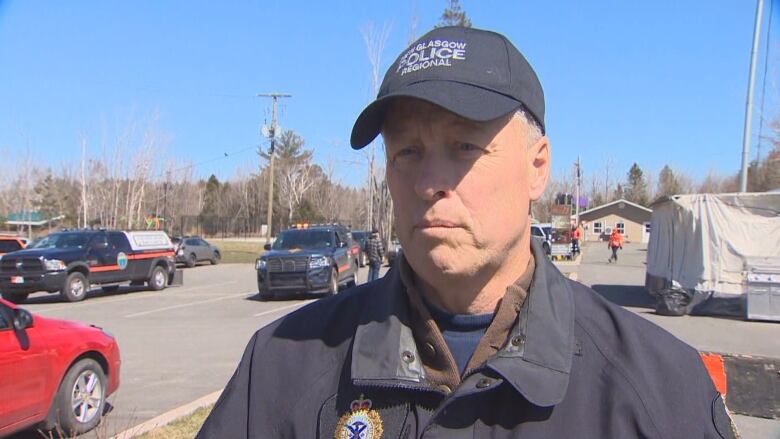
[382,97,512,139]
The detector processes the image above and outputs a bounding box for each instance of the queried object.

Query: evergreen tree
[657,165,681,198]
[33,171,59,218]
[436,0,472,28]
[624,163,649,206]
[201,174,221,217]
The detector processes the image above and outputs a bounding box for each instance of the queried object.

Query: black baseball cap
[350,26,545,149]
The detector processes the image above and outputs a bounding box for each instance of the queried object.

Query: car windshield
[28,233,92,249]
[273,230,333,250]
[0,240,22,253]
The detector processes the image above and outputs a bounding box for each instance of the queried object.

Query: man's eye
[459,143,480,151]
[395,147,417,157]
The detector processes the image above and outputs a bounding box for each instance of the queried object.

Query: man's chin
[408,244,477,278]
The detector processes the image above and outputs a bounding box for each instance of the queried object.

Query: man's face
[382,98,549,280]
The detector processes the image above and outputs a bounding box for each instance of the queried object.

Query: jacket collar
[351,240,575,406]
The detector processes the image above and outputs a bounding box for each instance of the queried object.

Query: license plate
[11,276,24,284]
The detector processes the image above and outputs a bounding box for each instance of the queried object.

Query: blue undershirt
[424,298,495,376]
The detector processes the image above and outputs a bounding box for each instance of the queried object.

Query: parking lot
[8,245,778,438]
[9,261,389,438]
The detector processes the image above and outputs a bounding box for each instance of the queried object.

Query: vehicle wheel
[327,269,338,296]
[101,285,120,293]
[210,251,221,265]
[346,268,357,289]
[61,272,88,302]
[543,242,551,256]
[54,358,106,436]
[1,292,28,304]
[186,253,197,268]
[148,265,168,291]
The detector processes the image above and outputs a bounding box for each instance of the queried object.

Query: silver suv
[530,223,552,255]
[173,236,221,267]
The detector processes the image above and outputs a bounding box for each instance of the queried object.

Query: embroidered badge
[334,394,384,439]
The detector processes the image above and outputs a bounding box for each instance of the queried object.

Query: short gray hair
[513,109,543,148]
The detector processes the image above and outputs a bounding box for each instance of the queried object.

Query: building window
[593,221,603,235]
[616,222,625,234]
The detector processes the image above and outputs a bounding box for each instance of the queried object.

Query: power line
[163,144,260,177]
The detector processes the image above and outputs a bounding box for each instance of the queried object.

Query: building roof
[581,199,652,218]
[5,211,65,227]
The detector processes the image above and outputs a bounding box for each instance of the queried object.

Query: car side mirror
[13,309,33,331]
[263,243,272,251]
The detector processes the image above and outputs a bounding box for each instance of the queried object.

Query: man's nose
[413,153,452,201]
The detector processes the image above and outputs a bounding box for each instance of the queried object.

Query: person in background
[608,227,623,263]
[572,225,581,255]
[365,229,384,281]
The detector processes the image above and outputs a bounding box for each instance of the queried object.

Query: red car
[0,299,120,437]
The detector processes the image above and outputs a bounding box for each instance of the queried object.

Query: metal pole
[740,0,765,192]
[575,156,581,225]
[257,93,291,242]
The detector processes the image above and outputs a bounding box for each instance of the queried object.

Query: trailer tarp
[645,193,780,316]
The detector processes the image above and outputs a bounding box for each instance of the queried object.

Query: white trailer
[645,192,780,318]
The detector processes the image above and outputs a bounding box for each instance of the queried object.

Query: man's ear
[528,136,550,202]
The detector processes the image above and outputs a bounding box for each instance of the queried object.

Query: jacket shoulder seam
[573,318,664,438]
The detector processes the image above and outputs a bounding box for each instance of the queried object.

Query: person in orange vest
[608,228,623,263]
[572,226,582,255]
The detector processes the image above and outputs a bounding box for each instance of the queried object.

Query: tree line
[531,118,779,222]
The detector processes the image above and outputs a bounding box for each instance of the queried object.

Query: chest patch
[334,395,384,439]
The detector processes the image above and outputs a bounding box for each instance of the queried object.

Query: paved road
[575,242,779,359]
[10,262,389,438]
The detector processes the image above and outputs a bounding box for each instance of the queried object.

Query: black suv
[256,225,359,299]
[0,230,181,303]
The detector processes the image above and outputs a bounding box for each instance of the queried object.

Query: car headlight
[256,258,266,270]
[177,249,184,256]
[43,259,66,271]
[309,255,329,269]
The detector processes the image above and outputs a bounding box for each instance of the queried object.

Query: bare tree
[80,136,89,228]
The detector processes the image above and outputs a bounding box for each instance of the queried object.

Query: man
[608,227,624,263]
[572,225,581,255]
[365,229,384,281]
[197,26,736,438]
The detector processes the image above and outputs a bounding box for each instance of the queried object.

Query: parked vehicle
[0,236,27,257]
[172,235,221,267]
[0,298,121,437]
[351,230,369,267]
[530,223,552,255]
[256,225,359,299]
[0,230,181,304]
[386,239,402,266]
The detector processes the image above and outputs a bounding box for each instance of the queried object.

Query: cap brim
[350,81,523,149]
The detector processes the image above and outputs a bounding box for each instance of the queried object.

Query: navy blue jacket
[197,242,737,438]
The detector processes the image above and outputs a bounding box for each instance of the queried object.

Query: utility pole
[574,156,581,226]
[163,170,171,234]
[258,93,292,242]
[367,152,374,230]
[740,0,765,192]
